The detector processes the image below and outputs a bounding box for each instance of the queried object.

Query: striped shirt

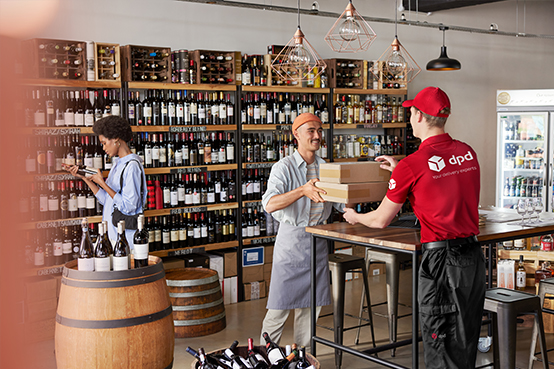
[306,162,325,226]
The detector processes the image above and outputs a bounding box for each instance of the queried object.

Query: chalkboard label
[251,236,276,245]
[170,167,207,174]
[169,206,207,215]
[169,126,207,133]
[168,247,205,256]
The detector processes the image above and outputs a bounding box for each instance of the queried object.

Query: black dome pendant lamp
[426,26,461,71]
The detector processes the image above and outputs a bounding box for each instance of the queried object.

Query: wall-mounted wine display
[121,45,172,82]
[190,50,236,85]
[23,38,87,80]
[92,42,121,81]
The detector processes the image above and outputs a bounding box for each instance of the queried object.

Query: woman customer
[67,116,146,245]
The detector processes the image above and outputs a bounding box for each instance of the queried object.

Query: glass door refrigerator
[496,89,554,212]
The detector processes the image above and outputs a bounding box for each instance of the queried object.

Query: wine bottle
[94,222,111,271]
[62,163,97,176]
[262,332,286,366]
[223,341,249,369]
[78,218,95,271]
[294,346,314,369]
[113,220,129,271]
[186,347,231,369]
[133,215,149,268]
[248,338,269,369]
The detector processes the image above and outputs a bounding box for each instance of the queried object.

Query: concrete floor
[26,269,554,368]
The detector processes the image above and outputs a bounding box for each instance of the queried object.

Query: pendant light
[324,0,377,53]
[271,0,326,84]
[426,26,461,71]
[371,3,421,86]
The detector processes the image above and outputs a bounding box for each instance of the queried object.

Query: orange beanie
[292,113,322,132]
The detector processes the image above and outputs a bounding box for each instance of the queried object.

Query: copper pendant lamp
[324,0,377,53]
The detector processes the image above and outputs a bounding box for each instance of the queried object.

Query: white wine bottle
[94,222,111,271]
[113,220,129,271]
[133,215,149,268]
[78,218,95,271]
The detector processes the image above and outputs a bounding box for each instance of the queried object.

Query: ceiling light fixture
[324,0,377,53]
[426,26,461,71]
[372,3,421,86]
[271,0,326,84]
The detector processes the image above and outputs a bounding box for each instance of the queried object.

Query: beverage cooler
[496,89,554,211]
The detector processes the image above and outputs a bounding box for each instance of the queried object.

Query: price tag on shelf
[36,219,83,229]
[170,167,207,174]
[244,163,274,169]
[169,126,207,133]
[169,206,208,215]
[251,236,276,245]
[168,247,205,257]
[33,128,82,136]
[275,125,292,131]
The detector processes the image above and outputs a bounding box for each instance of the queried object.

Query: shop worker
[260,113,344,350]
[344,87,483,369]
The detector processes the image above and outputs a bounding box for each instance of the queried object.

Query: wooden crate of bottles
[324,58,365,89]
[263,54,282,87]
[23,38,87,80]
[93,42,121,81]
[190,50,236,85]
[375,60,407,90]
[120,44,172,82]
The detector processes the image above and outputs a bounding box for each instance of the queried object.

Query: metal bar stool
[484,287,549,369]
[530,278,554,368]
[326,253,376,369]
[355,248,412,357]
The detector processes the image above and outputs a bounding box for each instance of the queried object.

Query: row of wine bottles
[332,134,403,160]
[187,335,314,369]
[77,218,149,271]
[334,94,406,124]
[27,88,121,127]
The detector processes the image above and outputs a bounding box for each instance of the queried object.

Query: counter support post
[412,250,419,369]
[310,234,317,356]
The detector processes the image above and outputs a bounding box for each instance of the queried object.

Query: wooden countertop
[306,219,554,251]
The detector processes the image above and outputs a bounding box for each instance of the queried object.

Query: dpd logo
[388,179,396,190]
[428,155,446,172]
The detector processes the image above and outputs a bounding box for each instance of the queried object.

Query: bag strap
[117,159,145,209]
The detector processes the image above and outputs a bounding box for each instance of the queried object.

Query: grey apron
[266,222,331,310]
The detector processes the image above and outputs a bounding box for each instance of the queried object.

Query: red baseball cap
[402,86,451,118]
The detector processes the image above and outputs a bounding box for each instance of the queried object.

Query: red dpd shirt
[386,133,480,243]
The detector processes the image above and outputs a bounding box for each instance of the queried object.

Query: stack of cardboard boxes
[23,275,60,342]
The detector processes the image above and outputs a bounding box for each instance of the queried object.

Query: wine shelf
[333,123,407,129]
[23,79,121,89]
[150,240,239,258]
[242,86,330,94]
[143,202,238,217]
[333,88,407,95]
[128,82,237,91]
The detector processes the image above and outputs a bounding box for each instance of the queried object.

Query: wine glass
[534,198,544,222]
[517,199,527,225]
[526,198,535,223]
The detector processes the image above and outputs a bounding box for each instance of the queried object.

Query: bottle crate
[22,38,87,81]
[88,42,121,82]
[372,60,408,90]
[190,49,236,85]
[120,44,172,83]
[324,58,365,89]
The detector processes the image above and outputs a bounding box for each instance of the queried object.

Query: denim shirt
[262,151,344,227]
[95,154,147,242]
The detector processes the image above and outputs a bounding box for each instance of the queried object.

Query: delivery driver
[260,113,344,350]
[344,87,484,369]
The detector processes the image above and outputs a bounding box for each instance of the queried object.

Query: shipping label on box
[319,162,391,184]
[244,281,267,301]
[369,263,386,276]
[315,181,388,204]
[243,247,264,267]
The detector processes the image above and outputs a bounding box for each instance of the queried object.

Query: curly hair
[92,116,133,142]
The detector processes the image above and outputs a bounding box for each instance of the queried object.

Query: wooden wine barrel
[165,268,226,338]
[55,256,174,369]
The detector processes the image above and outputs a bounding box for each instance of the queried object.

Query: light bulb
[386,50,406,77]
[338,16,360,41]
[289,44,311,67]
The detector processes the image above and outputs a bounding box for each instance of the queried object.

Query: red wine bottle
[78,218,95,271]
[223,340,249,369]
[62,163,97,176]
[247,338,269,369]
[94,222,111,271]
[186,347,232,369]
[133,215,149,268]
[113,220,129,271]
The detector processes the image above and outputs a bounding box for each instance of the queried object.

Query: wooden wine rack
[190,49,236,85]
[324,58,365,89]
[23,38,87,81]
[120,44,172,82]
[93,42,121,82]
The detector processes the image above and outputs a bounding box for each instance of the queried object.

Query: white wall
[34,0,554,206]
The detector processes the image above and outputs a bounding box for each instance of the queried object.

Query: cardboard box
[26,298,58,323]
[222,276,238,305]
[319,162,391,184]
[162,257,185,271]
[315,181,388,204]
[244,281,267,301]
[207,253,224,281]
[182,253,210,268]
[243,265,265,284]
[264,245,274,264]
[335,248,358,280]
[23,317,56,343]
[225,251,238,277]
[369,262,386,276]
[264,263,272,281]
[25,277,57,303]
[352,245,367,259]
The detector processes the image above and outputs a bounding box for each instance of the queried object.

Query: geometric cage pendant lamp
[271,0,327,84]
[426,26,461,71]
[324,0,377,53]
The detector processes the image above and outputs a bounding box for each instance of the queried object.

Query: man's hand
[343,208,359,225]
[375,155,398,173]
[302,178,326,203]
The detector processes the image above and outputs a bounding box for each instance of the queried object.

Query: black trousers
[418,242,485,369]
